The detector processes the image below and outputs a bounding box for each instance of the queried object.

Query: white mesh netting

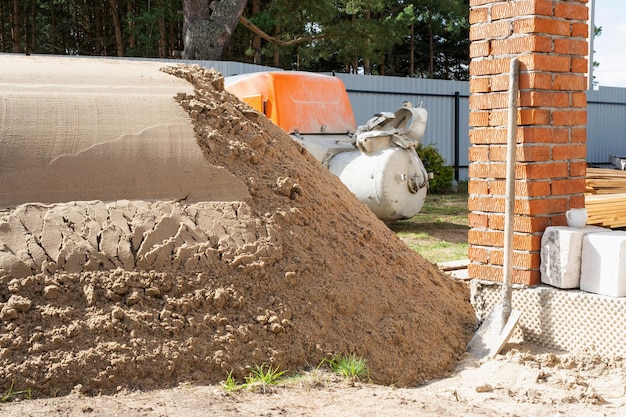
[470,280,626,356]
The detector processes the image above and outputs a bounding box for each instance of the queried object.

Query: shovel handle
[502,58,520,315]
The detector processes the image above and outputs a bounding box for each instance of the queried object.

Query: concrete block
[580,231,626,297]
[540,226,607,289]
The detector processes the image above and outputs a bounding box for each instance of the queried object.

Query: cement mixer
[225,72,430,221]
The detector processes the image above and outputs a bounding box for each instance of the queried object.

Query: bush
[416,143,454,193]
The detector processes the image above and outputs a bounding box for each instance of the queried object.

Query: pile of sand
[0,64,474,397]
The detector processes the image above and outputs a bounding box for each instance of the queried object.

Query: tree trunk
[109,0,124,56]
[23,1,28,54]
[428,8,434,78]
[73,0,80,53]
[60,0,69,53]
[30,0,36,53]
[252,0,261,64]
[128,0,136,51]
[0,0,5,51]
[363,9,371,75]
[94,0,103,55]
[182,0,247,60]
[350,14,357,73]
[168,10,178,57]
[157,0,167,58]
[49,0,57,54]
[273,25,280,67]
[409,23,414,77]
[11,0,20,53]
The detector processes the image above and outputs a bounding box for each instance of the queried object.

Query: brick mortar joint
[470,53,587,61]
[468,194,587,199]
[470,7,588,25]
[469,74,587,82]
[468,245,542,252]
[471,18,588,26]
[492,34,589,43]
[469,246,541,254]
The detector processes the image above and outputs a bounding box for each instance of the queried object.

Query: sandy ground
[2,341,625,417]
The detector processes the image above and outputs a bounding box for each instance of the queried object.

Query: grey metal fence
[334,73,470,181]
[587,87,626,167]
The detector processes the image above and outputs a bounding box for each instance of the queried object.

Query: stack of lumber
[586,167,626,194]
[585,168,626,228]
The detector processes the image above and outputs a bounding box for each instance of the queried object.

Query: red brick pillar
[468,0,589,285]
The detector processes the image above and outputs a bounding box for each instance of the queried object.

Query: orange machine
[226,71,430,221]
[225,72,356,135]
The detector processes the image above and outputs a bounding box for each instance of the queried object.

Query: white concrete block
[580,231,626,297]
[540,226,607,289]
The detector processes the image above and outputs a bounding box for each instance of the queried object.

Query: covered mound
[0,63,474,397]
[0,55,247,208]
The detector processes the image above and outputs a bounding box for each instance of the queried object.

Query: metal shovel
[467,58,522,359]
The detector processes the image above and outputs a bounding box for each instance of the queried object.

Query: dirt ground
[2,341,624,417]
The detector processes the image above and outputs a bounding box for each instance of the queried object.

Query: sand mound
[0,64,474,397]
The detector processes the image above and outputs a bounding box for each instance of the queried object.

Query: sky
[591,0,626,88]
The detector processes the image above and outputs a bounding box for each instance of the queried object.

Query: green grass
[223,371,240,392]
[223,364,288,393]
[1,382,31,403]
[245,364,288,387]
[223,355,372,393]
[323,354,369,381]
[402,240,469,264]
[389,184,469,264]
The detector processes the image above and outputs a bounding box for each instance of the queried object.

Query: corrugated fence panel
[587,87,626,166]
[180,59,283,77]
[336,73,470,180]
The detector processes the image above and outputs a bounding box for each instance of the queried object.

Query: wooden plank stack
[585,168,626,228]
[586,168,626,194]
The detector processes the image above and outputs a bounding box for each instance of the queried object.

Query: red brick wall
[468,0,589,285]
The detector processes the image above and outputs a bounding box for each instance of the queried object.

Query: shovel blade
[467,305,521,359]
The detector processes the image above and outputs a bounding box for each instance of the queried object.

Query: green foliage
[323,354,369,381]
[222,371,241,392]
[226,0,469,78]
[1,382,31,403]
[416,143,454,193]
[3,0,183,57]
[3,0,469,78]
[222,364,288,393]
[245,364,288,387]
[592,25,602,86]
[384,0,469,79]
[125,4,182,58]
